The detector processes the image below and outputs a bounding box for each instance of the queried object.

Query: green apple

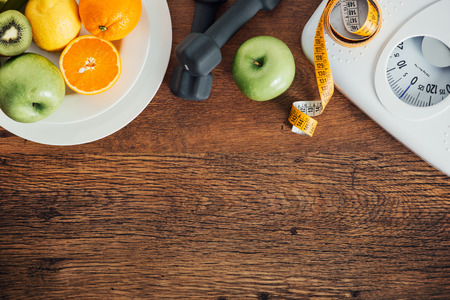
[0,53,65,123]
[232,36,295,101]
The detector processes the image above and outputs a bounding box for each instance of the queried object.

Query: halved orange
[59,35,122,95]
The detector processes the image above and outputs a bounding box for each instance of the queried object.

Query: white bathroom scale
[302,0,450,176]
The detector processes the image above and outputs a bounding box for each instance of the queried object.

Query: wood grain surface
[1,0,449,299]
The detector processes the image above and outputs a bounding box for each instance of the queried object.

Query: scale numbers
[386,36,450,107]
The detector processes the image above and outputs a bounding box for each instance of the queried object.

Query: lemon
[25,0,81,52]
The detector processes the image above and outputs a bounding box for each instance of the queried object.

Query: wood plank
[0,0,448,298]
[1,153,448,298]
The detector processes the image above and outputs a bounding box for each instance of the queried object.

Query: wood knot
[38,207,63,221]
[349,290,361,297]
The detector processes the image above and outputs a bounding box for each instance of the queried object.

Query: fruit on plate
[0,53,66,123]
[0,10,32,56]
[59,35,122,95]
[232,36,296,101]
[25,0,81,52]
[79,0,142,41]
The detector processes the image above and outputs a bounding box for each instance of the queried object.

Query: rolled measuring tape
[289,0,382,136]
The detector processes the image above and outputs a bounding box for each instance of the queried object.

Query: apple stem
[252,60,262,67]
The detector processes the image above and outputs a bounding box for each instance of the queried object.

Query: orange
[59,35,122,95]
[78,0,142,41]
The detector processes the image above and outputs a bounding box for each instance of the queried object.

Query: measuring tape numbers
[289,0,382,137]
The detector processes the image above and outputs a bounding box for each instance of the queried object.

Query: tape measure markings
[289,0,381,137]
[341,0,362,33]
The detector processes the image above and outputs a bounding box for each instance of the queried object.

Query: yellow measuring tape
[289,0,382,136]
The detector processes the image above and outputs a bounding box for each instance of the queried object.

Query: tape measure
[289,0,382,137]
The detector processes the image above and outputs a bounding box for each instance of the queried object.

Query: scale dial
[386,36,450,107]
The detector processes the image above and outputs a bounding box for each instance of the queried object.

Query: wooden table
[1,0,449,298]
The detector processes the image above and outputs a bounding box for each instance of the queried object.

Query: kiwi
[0,10,32,56]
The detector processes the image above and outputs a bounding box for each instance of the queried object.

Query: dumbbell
[170,0,226,101]
[175,0,282,77]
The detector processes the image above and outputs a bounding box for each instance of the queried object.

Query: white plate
[0,0,172,145]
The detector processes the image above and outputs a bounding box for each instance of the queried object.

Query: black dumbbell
[170,0,226,101]
[175,0,282,77]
